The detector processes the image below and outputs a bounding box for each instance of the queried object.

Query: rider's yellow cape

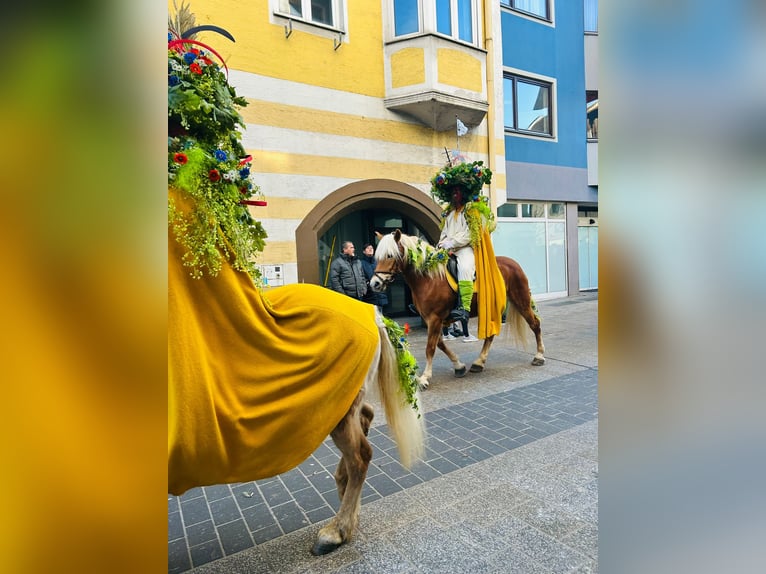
[475,229,506,340]
[168,188,378,495]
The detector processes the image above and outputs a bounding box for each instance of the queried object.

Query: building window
[501,0,550,21]
[586,90,598,140]
[497,202,562,219]
[495,202,567,296]
[393,0,478,45]
[394,0,420,35]
[278,0,337,28]
[503,74,553,137]
[584,0,598,33]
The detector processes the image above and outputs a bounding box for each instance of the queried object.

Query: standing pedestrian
[329,241,367,300]
[361,243,389,311]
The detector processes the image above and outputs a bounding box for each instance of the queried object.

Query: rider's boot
[449,280,473,321]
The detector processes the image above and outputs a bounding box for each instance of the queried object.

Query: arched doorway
[295,179,442,317]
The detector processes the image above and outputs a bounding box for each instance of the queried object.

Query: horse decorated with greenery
[370,230,545,389]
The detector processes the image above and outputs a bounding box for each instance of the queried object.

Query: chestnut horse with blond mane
[370,230,545,389]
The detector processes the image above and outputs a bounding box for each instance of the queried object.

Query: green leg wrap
[459,280,473,310]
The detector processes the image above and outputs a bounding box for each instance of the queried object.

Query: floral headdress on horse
[168,15,267,280]
[430,160,496,246]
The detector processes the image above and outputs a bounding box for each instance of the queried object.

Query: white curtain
[514,0,547,18]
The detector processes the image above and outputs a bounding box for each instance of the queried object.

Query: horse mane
[376,232,447,280]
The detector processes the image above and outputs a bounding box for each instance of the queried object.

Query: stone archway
[296,179,442,284]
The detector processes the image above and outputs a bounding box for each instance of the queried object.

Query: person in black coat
[361,243,389,311]
[329,241,367,300]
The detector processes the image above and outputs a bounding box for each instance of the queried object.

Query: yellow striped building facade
[175,0,507,314]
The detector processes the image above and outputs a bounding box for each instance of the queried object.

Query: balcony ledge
[384,91,488,132]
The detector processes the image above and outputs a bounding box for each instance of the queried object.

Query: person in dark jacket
[361,243,389,311]
[329,241,367,300]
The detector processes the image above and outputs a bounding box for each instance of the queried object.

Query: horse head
[370,230,410,292]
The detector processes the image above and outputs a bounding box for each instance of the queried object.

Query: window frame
[503,72,556,139]
[584,0,598,34]
[390,0,481,47]
[586,90,598,141]
[392,0,422,38]
[500,0,552,24]
[274,0,346,33]
[497,202,562,220]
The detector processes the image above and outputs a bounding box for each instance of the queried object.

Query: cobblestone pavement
[169,291,598,573]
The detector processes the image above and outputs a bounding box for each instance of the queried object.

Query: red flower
[404,323,410,335]
[173,153,188,164]
[208,169,221,182]
[189,63,203,75]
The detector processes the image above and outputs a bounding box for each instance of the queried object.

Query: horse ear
[375,231,383,240]
[394,229,401,242]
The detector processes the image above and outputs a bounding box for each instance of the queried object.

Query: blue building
[493,0,598,298]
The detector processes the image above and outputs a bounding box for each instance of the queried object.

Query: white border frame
[502,66,558,142]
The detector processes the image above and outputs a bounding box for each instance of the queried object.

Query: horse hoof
[455,366,467,378]
[418,379,430,390]
[469,363,484,373]
[311,539,342,556]
[531,357,545,366]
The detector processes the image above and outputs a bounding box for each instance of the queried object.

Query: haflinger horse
[168,189,425,556]
[370,230,545,389]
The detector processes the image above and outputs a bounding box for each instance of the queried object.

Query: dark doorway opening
[319,208,432,318]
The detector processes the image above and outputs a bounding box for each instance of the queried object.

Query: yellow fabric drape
[474,229,506,340]
[168,188,378,495]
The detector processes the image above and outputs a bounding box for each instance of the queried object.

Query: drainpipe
[483,0,499,211]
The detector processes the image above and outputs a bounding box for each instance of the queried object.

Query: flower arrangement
[430,160,492,204]
[431,160,495,247]
[382,317,420,415]
[168,33,268,280]
[404,241,450,276]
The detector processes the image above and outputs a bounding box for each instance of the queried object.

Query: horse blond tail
[505,301,531,351]
[375,324,425,469]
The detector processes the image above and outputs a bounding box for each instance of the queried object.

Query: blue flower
[215,149,228,161]
[183,52,197,64]
[169,75,180,86]
[239,167,250,178]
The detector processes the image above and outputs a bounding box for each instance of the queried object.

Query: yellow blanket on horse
[168,189,378,495]
[475,229,506,340]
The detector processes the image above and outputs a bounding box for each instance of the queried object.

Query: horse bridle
[373,269,396,287]
[372,257,401,287]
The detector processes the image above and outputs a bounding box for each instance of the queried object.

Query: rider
[430,160,494,322]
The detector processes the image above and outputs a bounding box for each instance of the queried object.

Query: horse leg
[420,315,467,387]
[469,335,495,373]
[331,402,374,502]
[313,392,372,555]
[417,317,439,389]
[511,294,546,366]
[436,330,467,378]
